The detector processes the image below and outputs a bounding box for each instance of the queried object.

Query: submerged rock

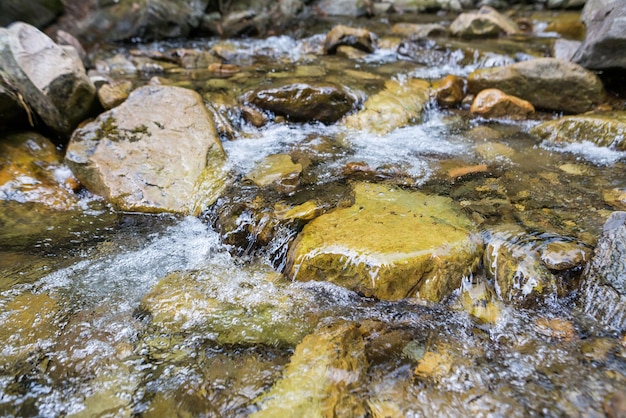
[245,83,357,124]
[252,321,368,418]
[530,111,626,151]
[0,22,95,135]
[0,292,62,365]
[470,88,535,120]
[66,85,227,215]
[581,211,626,331]
[0,132,78,210]
[140,267,320,347]
[467,58,605,114]
[343,79,430,135]
[245,154,302,194]
[483,226,557,307]
[572,0,626,70]
[287,183,482,302]
[449,6,520,38]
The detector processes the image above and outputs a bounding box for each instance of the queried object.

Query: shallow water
[2,10,626,417]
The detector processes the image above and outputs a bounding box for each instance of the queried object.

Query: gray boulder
[572,0,626,70]
[467,58,604,114]
[0,22,95,135]
[581,211,626,331]
[65,86,227,215]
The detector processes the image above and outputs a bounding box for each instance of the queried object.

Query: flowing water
[2,11,626,417]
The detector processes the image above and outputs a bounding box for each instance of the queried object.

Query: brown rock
[97,80,133,110]
[470,88,535,120]
[324,25,376,55]
[450,6,520,38]
[432,75,465,108]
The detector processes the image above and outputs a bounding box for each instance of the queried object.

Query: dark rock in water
[581,211,626,331]
[468,58,605,114]
[572,0,626,70]
[0,0,63,28]
[0,22,96,135]
[0,77,29,131]
[66,85,227,215]
[245,83,357,124]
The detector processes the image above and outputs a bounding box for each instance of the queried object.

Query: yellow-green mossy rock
[530,111,626,151]
[252,321,368,418]
[245,154,302,194]
[343,79,430,135]
[286,183,483,302]
[0,292,62,365]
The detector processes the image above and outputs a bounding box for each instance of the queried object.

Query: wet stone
[66,85,227,215]
[97,79,133,110]
[483,225,557,307]
[581,211,626,331]
[287,182,483,302]
[432,74,465,108]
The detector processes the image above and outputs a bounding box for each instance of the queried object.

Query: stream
[1,9,626,418]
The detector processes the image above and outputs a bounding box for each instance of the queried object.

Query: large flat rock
[286,182,483,302]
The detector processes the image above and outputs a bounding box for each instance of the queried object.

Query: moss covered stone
[286,182,483,302]
[343,79,430,135]
[530,111,626,151]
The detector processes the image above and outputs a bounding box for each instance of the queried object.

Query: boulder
[572,0,626,70]
[245,83,357,124]
[552,39,582,61]
[483,226,558,307]
[286,183,483,302]
[252,322,368,418]
[0,0,63,28]
[0,22,96,135]
[467,58,605,114]
[343,79,430,135]
[65,85,227,215]
[449,6,520,38]
[580,211,626,331]
[323,25,377,54]
[470,88,535,120]
[530,111,626,151]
